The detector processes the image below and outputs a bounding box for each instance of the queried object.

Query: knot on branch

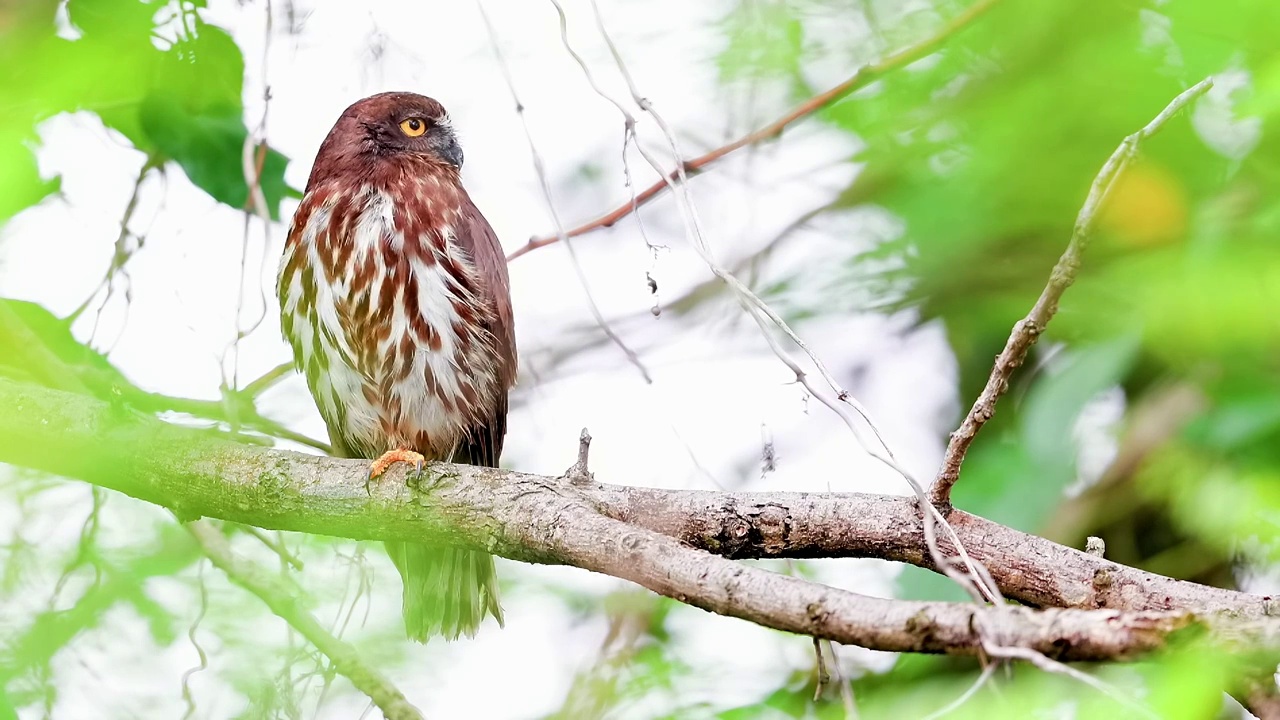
[806,601,833,634]
[715,513,752,554]
[753,504,790,555]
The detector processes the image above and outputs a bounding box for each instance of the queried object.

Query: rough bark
[2,378,1279,661]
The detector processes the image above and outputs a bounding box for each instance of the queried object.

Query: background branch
[185,520,423,720]
[506,0,1002,261]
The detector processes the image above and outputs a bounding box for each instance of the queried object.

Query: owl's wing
[451,196,516,468]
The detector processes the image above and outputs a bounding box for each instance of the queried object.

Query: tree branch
[4,378,1280,663]
[929,76,1215,509]
[185,520,423,720]
[506,0,1002,261]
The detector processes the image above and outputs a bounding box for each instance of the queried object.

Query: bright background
[3,0,1279,718]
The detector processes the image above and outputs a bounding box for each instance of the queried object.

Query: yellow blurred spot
[1099,162,1187,248]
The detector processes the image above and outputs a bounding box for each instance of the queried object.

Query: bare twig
[507,0,1002,261]
[811,638,858,718]
[179,560,209,720]
[70,158,158,326]
[813,636,831,701]
[144,390,331,453]
[978,640,1155,717]
[563,427,594,484]
[582,0,1001,610]
[311,545,375,718]
[929,76,1214,509]
[185,521,423,720]
[478,1,653,383]
[832,642,858,720]
[244,525,305,571]
[240,360,295,399]
[223,0,278,418]
[919,663,998,720]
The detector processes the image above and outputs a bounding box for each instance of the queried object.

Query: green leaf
[0,137,59,222]
[1019,334,1140,469]
[141,99,291,219]
[135,25,292,218]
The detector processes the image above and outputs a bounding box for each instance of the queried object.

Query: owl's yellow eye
[399,118,427,137]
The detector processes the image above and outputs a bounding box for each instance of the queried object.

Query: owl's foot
[365,449,426,495]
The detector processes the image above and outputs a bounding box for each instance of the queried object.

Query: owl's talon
[367,449,428,492]
[406,458,428,490]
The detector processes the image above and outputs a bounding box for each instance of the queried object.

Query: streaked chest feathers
[279,179,502,458]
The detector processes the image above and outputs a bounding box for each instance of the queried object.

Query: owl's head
[309,92,463,188]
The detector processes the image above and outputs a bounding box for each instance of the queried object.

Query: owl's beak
[433,134,464,169]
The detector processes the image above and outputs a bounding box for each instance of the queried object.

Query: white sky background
[0,0,967,717]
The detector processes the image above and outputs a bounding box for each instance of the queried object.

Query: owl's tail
[386,541,504,642]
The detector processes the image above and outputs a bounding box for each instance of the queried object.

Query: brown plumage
[278,92,515,641]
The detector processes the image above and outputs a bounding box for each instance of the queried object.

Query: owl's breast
[279,183,504,459]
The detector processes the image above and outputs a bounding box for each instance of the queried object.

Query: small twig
[563,428,594,484]
[813,636,830,701]
[832,645,858,720]
[70,159,157,325]
[929,76,1214,510]
[815,638,858,718]
[508,0,1002,261]
[185,521,423,720]
[920,663,997,720]
[311,545,374,718]
[222,1,277,415]
[179,559,209,720]
[240,361,295,399]
[979,639,1156,718]
[133,386,332,453]
[479,0,653,384]
[244,525,305,570]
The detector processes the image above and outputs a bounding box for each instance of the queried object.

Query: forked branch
[928,77,1215,509]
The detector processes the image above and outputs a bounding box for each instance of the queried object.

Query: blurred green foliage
[709,0,1279,715]
[0,0,294,223]
[712,0,1280,588]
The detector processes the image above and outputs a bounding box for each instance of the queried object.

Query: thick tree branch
[929,76,1215,508]
[595,487,1271,618]
[186,520,423,720]
[506,0,1002,261]
[4,378,1280,663]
